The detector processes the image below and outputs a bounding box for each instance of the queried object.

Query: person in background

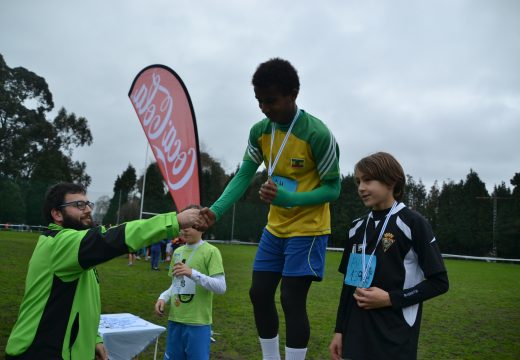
[166,237,187,270]
[165,238,174,262]
[160,238,167,262]
[151,240,163,271]
[128,251,137,266]
[5,182,200,360]
[172,236,186,252]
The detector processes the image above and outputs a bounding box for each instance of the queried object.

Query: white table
[98,313,166,360]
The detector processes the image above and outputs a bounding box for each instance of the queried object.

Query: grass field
[1,231,519,359]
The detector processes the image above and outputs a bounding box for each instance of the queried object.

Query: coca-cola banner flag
[128,65,201,211]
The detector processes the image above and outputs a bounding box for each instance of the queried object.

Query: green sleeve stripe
[244,119,269,164]
[289,111,338,179]
[246,138,263,164]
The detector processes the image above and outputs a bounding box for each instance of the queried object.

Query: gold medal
[175,296,181,307]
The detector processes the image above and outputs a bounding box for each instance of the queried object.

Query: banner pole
[139,143,149,219]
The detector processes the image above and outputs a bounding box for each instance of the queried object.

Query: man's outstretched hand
[193,207,216,232]
[177,208,201,229]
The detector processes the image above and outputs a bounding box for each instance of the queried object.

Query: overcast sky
[1,0,519,202]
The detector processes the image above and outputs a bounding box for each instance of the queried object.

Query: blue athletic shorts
[164,321,211,360]
[253,228,328,280]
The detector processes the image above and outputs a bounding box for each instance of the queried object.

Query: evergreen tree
[103,165,137,224]
[512,173,520,198]
[425,181,440,232]
[462,170,491,256]
[118,200,141,223]
[496,174,520,258]
[436,170,491,256]
[103,177,123,226]
[137,162,174,216]
[0,178,25,223]
[492,182,512,257]
[118,165,137,203]
[199,151,229,206]
[198,153,230,240]
[436,180,465,254]
[404,175,427,214]
[330,174,365,247]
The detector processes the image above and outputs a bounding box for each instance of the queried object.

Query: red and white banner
[128,65,200,211]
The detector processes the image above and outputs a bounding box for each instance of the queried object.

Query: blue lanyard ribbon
[361,201,398,286]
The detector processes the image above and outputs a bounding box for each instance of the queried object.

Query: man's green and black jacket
[6,212,180,359]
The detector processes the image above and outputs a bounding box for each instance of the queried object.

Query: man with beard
[5,182,200,360]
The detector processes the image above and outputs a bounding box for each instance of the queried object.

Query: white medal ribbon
[172,241,202,295]
[268,108,301,177]
[182,241,202,266]
[361,201,398,286]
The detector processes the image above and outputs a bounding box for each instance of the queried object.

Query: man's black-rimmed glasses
[59,200,95,211]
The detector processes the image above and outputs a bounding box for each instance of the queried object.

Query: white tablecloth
[98,313,166,360]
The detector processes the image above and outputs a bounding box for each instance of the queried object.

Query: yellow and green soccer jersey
[244,110,340,237]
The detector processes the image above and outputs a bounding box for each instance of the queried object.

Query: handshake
[176,179,279,232]
[176,207,216,232]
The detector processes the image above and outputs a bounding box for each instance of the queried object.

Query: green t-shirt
[167,241,224,325]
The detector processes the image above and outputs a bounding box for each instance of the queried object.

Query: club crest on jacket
[382,232,395,252]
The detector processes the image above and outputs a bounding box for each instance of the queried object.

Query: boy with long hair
[329,152,449,360]
[155,205,226,360]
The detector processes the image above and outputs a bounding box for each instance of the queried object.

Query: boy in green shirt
[155,205,226,360]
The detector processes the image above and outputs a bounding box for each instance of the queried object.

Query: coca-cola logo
[131,71,197,191]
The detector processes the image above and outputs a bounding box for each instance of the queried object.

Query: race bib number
[172,275,196,295]
[272,175,297,192]
[344,253,376,288]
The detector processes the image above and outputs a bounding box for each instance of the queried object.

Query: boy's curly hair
[252,58,300,95]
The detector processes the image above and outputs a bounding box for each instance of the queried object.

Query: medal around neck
[268,108,301,178]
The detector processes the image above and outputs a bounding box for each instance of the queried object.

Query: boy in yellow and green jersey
[196,58,340,360]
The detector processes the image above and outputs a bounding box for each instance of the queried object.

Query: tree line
[0,54,92,225]
[98,160,520,259]
[1,54,519,258]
